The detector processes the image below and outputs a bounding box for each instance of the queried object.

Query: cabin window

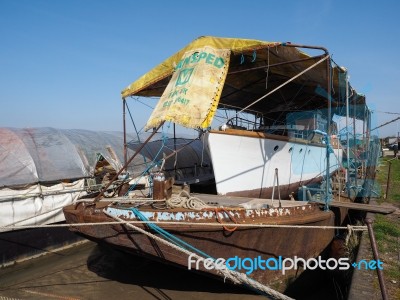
[288,147,293,153]
[274,145,279,151]
[299,148,303,153]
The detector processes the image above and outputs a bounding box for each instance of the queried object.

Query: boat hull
[63,200,335,292]
[207,129,342,199]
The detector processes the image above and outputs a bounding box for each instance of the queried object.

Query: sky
[1,0,400,138]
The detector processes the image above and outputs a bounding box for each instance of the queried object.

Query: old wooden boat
[120,36,350,199]
[63,36,378,297]
[63,195,335,294]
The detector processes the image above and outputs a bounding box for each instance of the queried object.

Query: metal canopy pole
[325,54,332,210]
[123,98,127,166]
[346,73,350,185]
[353,96,358,190]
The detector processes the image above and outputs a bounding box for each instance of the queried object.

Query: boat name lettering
[176,51,225,70]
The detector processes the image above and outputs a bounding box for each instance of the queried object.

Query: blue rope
[130,207,274,297]
[131,207,213,259]
[125,159,161,195]
[125,122,171,196]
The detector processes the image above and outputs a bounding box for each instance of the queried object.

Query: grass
[374,214,400,252]
[376,156,400,202]
[373,156,400,298]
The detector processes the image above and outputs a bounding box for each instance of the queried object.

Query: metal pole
[364,218,389,300]
[228,55,326,75]
[123,98,127,166]
[385,161,392,200]
[353,102,358,190]
[362,106,366,178]
[94,121,165,202]
[325,54,332,210]
[173,123,177,179]
[345,72,350,186]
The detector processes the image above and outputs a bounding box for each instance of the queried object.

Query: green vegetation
[374,214,399,251]
[376,156,400,203]
[374,156,400,297]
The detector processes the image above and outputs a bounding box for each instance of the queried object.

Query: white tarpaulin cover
[0,127,213,231]
[0,180,85,231]
[0,127,132,188]
[0,127,132,231]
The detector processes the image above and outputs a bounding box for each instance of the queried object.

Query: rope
[0,220,368,231]
[265,47,270,90]
[97,198,166,203]
[237,55,329,115]
[212,207,238,232]
[103,209,295,300]
[124,121,174,197]
[131,207,213,258]
[3,203,75,227]
[166,190,211,210]
[345,224,354,246]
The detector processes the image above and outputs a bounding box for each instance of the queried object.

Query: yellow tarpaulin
[121,36,278,99]
[121,36,365,129]
[144,47,231,130]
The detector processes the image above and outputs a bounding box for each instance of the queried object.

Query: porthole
[288,147,293,153]
[274,145,279,151]
[299,148,303,153]
[308,149,311,154]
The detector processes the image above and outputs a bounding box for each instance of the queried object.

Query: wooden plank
[326,201,396,214]
[195,193,397,214]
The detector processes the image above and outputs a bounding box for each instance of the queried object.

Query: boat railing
[220,116,261,131]
[262,125,329,144]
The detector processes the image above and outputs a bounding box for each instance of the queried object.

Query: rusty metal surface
[63,201,335,291]
[104,203,327,226]
[365,218,389,300]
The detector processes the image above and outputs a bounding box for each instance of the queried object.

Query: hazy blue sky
[1,0,399,137]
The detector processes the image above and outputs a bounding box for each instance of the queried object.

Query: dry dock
[0,239,354,300]
[0,241,265,300]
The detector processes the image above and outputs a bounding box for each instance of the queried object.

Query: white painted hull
[206,130,342,198]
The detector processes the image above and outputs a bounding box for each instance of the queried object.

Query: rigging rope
[0,219,368,231]
[237,55,330,115]
[104,209,295,300]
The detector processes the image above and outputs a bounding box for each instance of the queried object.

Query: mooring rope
[0,220,368,231]
[103,209,295,300]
